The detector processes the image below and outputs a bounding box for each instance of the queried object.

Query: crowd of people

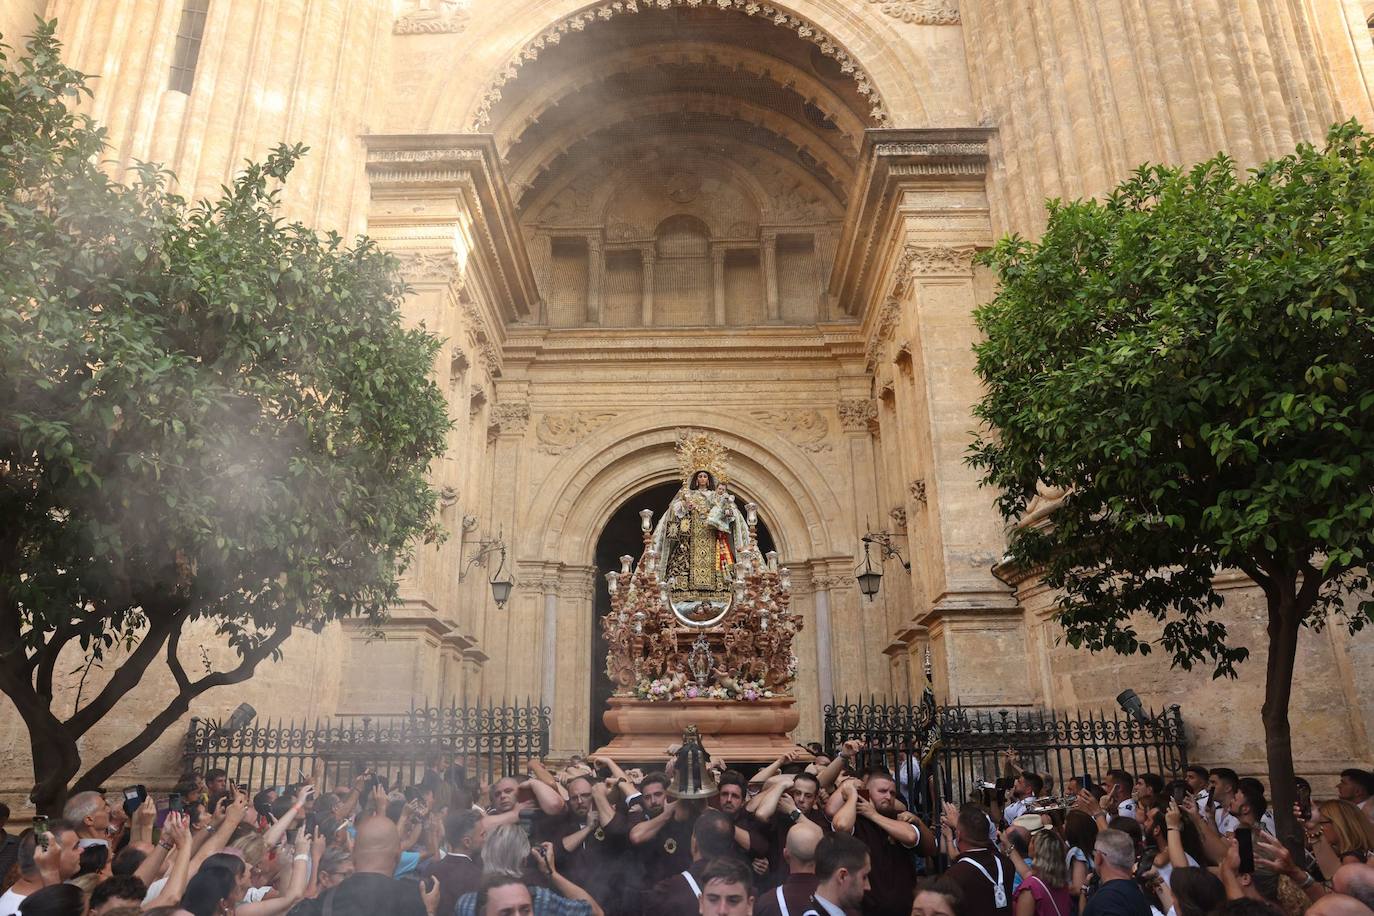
[1,747,1372,916]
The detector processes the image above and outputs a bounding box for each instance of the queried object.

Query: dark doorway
[589,483,776,752]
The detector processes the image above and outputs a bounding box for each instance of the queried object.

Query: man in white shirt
[1207,768,1240,834]
[0,820,82,916]
[1002,772,1043,827]
[1337,769,1374,821]
[802,833,870,916]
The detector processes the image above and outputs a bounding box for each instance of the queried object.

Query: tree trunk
[28,714,83,815]
[1262,589,1303,855]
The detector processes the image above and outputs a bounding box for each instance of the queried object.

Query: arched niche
[517,411,848,569]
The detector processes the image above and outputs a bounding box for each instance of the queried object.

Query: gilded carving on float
[470,0,891,131]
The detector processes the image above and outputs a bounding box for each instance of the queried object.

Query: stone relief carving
[865,298,902,367]
[889,506,907,530]
[888,244,978,303]
[393,250,460,284]
[535,412,618,454]
[865,0,959,24]
[909,479,928,505]
[469,385,487,419]
[749,409,831,452]
[837,398,878,433]
[470,0,890,131]
[490,402,531,433]
[394,0,471,34]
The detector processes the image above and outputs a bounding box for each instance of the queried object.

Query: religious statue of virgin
[650,433,751,626]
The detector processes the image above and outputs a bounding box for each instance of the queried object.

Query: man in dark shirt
[801,833,869,916]
[629,773,698,886]
[944,804,1016,916]
[746,774,829,891]
[644,810,739,916]
[0,803,19,885]
[830,773,935,916]
[753,817,822,916]
[306,816,436,916]
[556,778,635,916]
[719,770,770,864]
[425,809,486,916]
[1082,829,1151,916]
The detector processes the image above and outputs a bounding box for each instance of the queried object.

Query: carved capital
[490,402,531,433]
[909,479,928,506]
[889,506,908,530]
[865,0,959,24]
[890,246,979,301]
[837,398,878,433]
[865,298,902,367]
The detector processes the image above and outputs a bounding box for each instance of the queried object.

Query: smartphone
[167,795,184,814]
[1171,785,1187,805]
[1236,827,1254,874]
[857,788,871,801]
[33,816,50,850]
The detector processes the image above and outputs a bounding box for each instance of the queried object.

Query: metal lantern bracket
[459,530,514,608]
[862,529,911,570]
[855,526,910,602]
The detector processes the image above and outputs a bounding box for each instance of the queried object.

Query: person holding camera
[453,824,601,916]
[1081,830,1149,916]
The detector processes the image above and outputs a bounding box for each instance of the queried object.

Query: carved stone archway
[519,412,850,755]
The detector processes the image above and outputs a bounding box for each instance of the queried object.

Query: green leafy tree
[0,23,450,812]
[971,122,1374,848]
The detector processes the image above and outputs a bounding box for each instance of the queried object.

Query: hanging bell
[667,725,719,800]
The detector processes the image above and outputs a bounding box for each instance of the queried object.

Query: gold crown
[676,429,730,486]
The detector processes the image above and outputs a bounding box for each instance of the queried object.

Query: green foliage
[0,20,450,771]
[971,121,1374,676]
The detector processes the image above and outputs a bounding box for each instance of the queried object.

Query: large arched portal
[589,482,776,751]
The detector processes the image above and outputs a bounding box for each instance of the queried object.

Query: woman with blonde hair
[1014,829,1073,916]
[1304,798,1374,877]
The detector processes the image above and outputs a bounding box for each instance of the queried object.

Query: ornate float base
[593,696,802,765]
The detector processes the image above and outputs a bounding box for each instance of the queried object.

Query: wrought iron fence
[824,697,1188,816]
[182,699,549,794]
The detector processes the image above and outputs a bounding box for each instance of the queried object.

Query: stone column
[541,587,558,705]
[812,580,835,709]
[712,247,728,325]
[761,231,780,321]
[586,235,604,325]
[640,247,656,326]
[551,566,596,757]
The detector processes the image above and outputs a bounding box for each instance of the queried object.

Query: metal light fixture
[856,541,883,601]
[460,529,514,608]
[854,528,910,601]
[213,703,257,738]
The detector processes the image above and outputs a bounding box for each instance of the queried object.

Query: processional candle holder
[606,571,619,595]
[766,550,778,573]
[620,554,634,575]
[640,509,654,531]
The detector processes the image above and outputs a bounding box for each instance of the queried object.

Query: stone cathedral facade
[3,0,1374,791]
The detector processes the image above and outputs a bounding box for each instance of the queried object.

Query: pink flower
[744,689,758,701]
[686,686,699,698]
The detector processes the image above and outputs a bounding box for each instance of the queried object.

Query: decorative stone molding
[889,506,907,530]
[909,479,927,505]
[490,402,531,433]
[469,0,891,131]
[749,409,831,452]
[469,385,487,419]
[535,412,618,454]
[394,0,471,34]
[439,485,459,508]
[837,398,879,433]
[462,514,479,532]
[393,250,461,284]
[865,0,959,25]
[890,244,978,301]
[865,298,902,368]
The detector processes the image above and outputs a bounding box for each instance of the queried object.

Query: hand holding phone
[1236,827,1254,874]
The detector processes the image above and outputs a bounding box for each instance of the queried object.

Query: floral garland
[633,676,780,702]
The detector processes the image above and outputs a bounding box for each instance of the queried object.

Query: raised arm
[143,813,194,910]
[831,781,859,835]
[535,842,604,916]
[239,829,312,916]
[748,776,792,822]
[524,776,567,816]
[264,785,314,848]
[629,801,675,845]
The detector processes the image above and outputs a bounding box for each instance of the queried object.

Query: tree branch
[72,623,294,795]
[63,598,182,737]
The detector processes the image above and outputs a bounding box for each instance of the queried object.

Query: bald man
[1333,864,1374,912]
[297,816,434,916]
[754,818,823,916]
[1304,894,1374,916]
